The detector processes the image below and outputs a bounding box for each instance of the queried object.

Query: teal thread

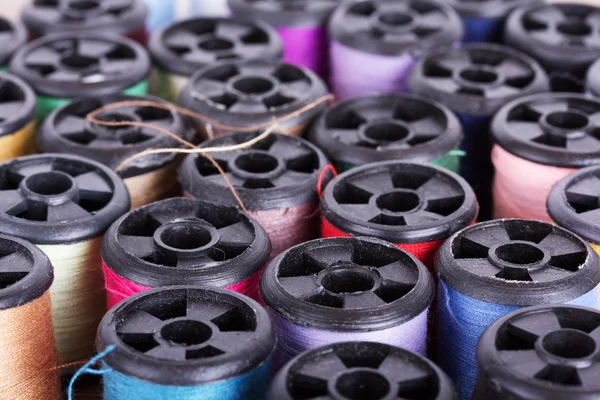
[68,345,116,400]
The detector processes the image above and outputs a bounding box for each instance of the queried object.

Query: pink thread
[278,26,329,79]
[492,145,577,222]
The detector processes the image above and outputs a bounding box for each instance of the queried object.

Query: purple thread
[330,40,417,100]
[278,26,329,79]
[267,306,429,371]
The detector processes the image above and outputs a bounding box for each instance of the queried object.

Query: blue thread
[68,345,116,400]
[463,18,504,43]
[437,281,599,400]
[143,0,175,32]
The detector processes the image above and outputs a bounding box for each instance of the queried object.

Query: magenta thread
[278,26,329,79]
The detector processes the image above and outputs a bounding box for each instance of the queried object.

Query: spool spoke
[25,47,61,66]
[507,121,544,141]
[529,6,565,25]
[498,350,547,378]
[146,346,187,361]
[238,63,275,76]
[423,77,460,93]
[279,80,312,99]
[508,313,562,342]
[339,204,380,221]
[403,211,443,225]
[383,358,429,385]
[435,53,472,72]
[217,221,255,248]
[530,30,564,47]
[304,244,354,270]
[216,21,253,42]
[295,351,348,381]
[78,40,118,59]
[118,235,157,259]
[47,201,91,222]
[410,116,442,136]
[496,59,534,81]
[193,79,228,99]
[117,311,164,335]
[577,364,600,388]
[417,10,447,31]
[271,170,312,187]
[267,139,313,162]
[589,326,600,342]
[186,301,234,322]
[485,85,520,98]
[565,176,600,205]
[417,176,462,202]
[56,115,88,136]
[278,276,321,299]
[567,135,600,151]
[165,29,200,49]
[377,261,418,286]
[461,224,510,249]
[208,331,256,354]
[455,259,500,278]
[15,163,53,177]
[0,190,26,214]
[229,97,268,113]
[528,101,569,116]
[538,232,587,256]
[331,129,361,146]
[348,173,395,195]
[343,291,387,309]
[75,171,114,202]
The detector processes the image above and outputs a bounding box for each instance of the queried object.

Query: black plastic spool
[548,165,600,246]
[97,285,276,386]
[228,0,340,27]
[268,341,456,400]
[309,94,462,168]
[474,305,600,400]
[329,0,463,58]
[492,93,600,169]
[437,219,600,306]
[151,17,283,78]
[39,94,187,179]
[0,17,27,67]
[178,59,328,134]
[9,32,150,100]
[505,3,600,81]
[178,132,328,211]
[587,58,600,98]
[0,153,130,245]
[102,197,270,288]
[0,72,37,138]
[260,237,434,332]
[21,0,147,38]
[0,234,53,310]
[321,161,478,244]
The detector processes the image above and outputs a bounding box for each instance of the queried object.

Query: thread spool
[228,0,338,79]
[178,59,328,138]
[587,58,600,98]
[0,153,130,364]
[505,3,600,91]
[38,94,189,209]
[444,0,542,43]
[178,132,327,259]
[473,304,600,400]
[101,197,271,307]
[328,0,463,100]
[0,234,61,400]
[548,165,600,256]
[0,17,26,69]
[320,161,478,267]
[492,93,600,222]
[309,93,463,173]
[10,32,151,122]
[268,341,456,400]
[95,286,275,400]
[408,43,549,219]
[21,0,149,45]
[436,219,600,400]
[143,0,174,32]
[0,72,37,162]
[150,18,283,103]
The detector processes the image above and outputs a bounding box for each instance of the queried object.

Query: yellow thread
[0,121,37,162]
[124,160,182,210]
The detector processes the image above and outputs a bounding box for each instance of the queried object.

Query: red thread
[317,164,338,199]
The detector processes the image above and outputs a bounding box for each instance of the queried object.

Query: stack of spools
[409,43,549,219]
[492,93,600,222]
[310,93,463,173]
[228,0,339,79]
[0,154,130,364]
[95,286,275,399]
[37,94,190,209]
[178,131,328,259]
[588,58,600,97]
[10,32,151,121]
[436,219,600,400]
[268,341,456,400]
[260,237,434,369]
[101,197,270,306]
[21,0,149,45]
[178,59,329,138]
[150,17,282,102]
[328,0,463,100]
[0,72,37,161]
[320,161,478,267]
[0,16,26,69]
[474,305,600,399]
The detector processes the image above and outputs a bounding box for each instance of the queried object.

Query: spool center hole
[321,267,375,294]
[495,243,544,265]
[69,0,100,10]
[558,22,592,37]
[233,77,274,95]
[61,53,98,69]
[376,191,421,213]
[379,12,413,27]
[161,320,212,346]
[460,68,498,84]
[25,172,73,196]
[336,371,391,400]
[364,123,409,143]
[199,38,234,51]
[235,153,279,174]
[542,330,596,359]
[160,224,212,250]
[546,111,589,130]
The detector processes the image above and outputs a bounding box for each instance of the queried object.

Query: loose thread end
[67,345,116,400]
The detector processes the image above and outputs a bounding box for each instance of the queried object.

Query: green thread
[337,149,465,173]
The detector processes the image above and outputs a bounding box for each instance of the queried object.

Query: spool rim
[98,286,276,386]
[227,0,340,27]
[268,341,455,400]
[21,0,147,37]
[309,93,462,167]
[0,17,27,66]
[39,94,186,177]
[477,305,600,397]
[0,72,37,138]
[443,0,542,19]
[321,161,478,243]
[408,43,549,116]
[587,58,600,98]
[102,197,270,287]
[178,132,328,211]
[437,219,600,306]
[492,93,600,168]
[260,237,434,331]
[0,153,130,245]
[9,32,151,99]
[0,234,53,310]
[150,17,283,77]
